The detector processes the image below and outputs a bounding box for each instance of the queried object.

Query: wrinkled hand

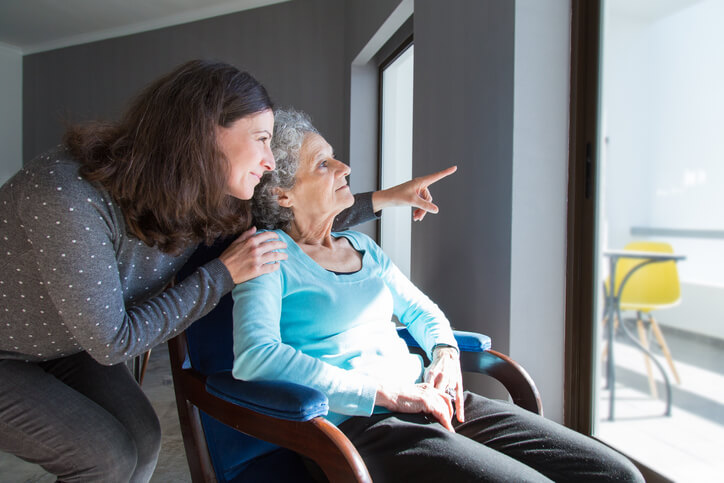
[372,165,458,221]
[218,227,288,284]
[424,347,465,422]
[375,382,456,431]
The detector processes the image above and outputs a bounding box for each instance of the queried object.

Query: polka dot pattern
[0,149,235,364]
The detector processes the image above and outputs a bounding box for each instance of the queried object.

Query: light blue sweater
[231,230,457,424]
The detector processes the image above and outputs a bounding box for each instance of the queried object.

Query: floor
[1,325,722,482]
[596,322,724,482]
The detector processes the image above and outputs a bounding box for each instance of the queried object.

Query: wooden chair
[168,241,543,482]
[169,324,542,483]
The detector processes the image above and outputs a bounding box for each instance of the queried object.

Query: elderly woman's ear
[274,187,292,208]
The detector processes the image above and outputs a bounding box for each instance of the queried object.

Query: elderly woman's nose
[335,160,351,176]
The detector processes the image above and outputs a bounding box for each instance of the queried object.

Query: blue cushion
[396,327,492,353]
[206,372,329,421]
[201,376,327,481]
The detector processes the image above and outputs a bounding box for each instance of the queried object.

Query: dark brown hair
[64,59,274,254]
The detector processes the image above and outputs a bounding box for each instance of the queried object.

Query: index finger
[419,165,458,187]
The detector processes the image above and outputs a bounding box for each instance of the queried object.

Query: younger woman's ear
[275,187,292,208]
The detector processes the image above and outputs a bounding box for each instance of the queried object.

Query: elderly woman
[231,109,643,482]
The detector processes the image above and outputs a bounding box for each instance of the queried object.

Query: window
[379,42,413,277]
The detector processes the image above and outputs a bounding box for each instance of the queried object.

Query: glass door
[591,1,724,480]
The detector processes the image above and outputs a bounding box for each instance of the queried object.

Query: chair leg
[136,350,152,386]
[649,315,681,384]
[636,316,657,398]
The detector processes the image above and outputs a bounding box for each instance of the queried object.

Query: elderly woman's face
[284,132,354,220]
[218,109,275,200]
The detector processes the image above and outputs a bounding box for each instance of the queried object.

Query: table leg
[617,313,672,416]
[607,257,617,421]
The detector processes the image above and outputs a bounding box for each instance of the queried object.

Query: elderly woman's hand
[371,165,457,221]
[424,346,465,423]
[375,382,456,431]
[219,227,288,284]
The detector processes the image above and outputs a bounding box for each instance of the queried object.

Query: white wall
[599,13,651,253]
[602,0,724,340]
[511,0,571,423]
[0,43,22,185]
[347,0,413,239]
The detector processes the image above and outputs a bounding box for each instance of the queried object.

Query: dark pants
[338,392,644,483]
[0,352,161,482]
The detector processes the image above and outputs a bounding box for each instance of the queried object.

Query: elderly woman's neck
[286,216,336,247]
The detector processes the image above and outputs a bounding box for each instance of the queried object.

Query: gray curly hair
[252,108,319,229]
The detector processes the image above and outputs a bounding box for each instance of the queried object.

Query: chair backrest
[176,240,312,482]
[615,241,681,311]
[185,294,235,375]
[183,292,318,482]
[177,238,237,377]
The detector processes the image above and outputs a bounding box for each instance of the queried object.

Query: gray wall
[412,1,516,385]
[344,0,413,238]
[0,43,22,184]
[23,0,346,162]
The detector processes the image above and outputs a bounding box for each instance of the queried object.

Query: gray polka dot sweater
[0,148,376,365]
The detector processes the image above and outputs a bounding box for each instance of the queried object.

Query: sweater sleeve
[332,192,379,231]
[365,235,458,360]
[15,163,234,364]
[231,270,378,417]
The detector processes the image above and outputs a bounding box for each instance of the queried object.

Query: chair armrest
[396,326,543,415]
[206,372,328,422]
[169,333,371,482]
[452,330,491,352]
[462,350,543,416]
[396,327,492,353]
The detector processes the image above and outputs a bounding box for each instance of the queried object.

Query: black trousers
[338,392,644,483]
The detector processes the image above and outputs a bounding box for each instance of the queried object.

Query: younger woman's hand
[219,227,288,284]
[371,165,457,221]
[375,382,455,431]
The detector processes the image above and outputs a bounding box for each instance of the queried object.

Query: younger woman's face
[218,109,275,200]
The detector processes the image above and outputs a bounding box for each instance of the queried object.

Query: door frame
[564,0,601,437]
[564,2,674,481]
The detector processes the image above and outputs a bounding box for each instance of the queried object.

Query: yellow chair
[607,241,682,398]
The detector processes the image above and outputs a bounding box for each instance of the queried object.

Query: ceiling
[0,0,288,54]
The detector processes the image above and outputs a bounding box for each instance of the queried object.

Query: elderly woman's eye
[319,160,328,168]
